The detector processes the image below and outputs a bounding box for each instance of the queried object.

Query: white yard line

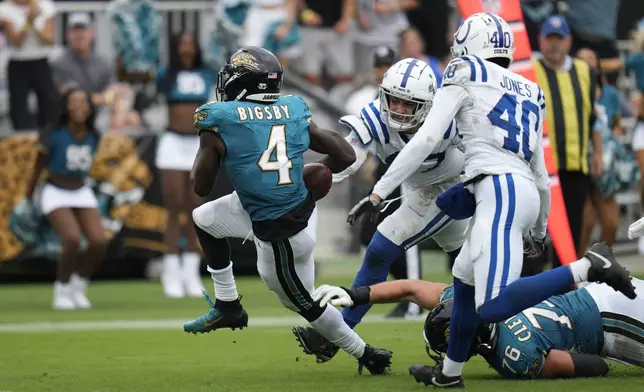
[0,314,425,333]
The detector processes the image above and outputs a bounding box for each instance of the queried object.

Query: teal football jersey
[437,285,604,379]
[194,95,312,222]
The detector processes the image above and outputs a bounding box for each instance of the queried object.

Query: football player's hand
[629,217,644,239]
[347,193,383,226]
[312,285,354,308]
[524,232,546,263]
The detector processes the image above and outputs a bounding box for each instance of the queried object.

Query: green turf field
[1,256,643,392]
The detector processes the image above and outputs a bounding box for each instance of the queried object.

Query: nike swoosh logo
[588,250,612,269]
[203,316,223,327]
[431,376,461,387]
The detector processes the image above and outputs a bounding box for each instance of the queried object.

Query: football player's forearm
[191,149,218,197]
[372,124,439,198]
[314,132,356,173]
[368,280,448,310]
[330,138,368,182]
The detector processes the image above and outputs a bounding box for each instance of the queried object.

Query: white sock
[207,262,239,301]
[163,254,181,274]
[309,305,366,358]
[568,257,591,283]
[182,252,202,275]
[442,357,464,377]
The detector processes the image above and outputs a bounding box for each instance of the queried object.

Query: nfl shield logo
[482,0,502,14]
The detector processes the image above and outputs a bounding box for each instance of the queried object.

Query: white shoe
[638,236,644,255]
[52,282,76,310]
[162,254,185,298]
[70,274,92,309]
[182,253,206,297]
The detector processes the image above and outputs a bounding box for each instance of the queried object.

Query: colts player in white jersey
[348,13,637,387]
[292,57,470,364]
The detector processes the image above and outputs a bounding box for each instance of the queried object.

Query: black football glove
[347,194,384,226]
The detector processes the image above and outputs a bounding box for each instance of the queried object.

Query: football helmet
[216,46,283,103]
[379,58,437,131]
[423,299,496,363]
[450,13,515,66]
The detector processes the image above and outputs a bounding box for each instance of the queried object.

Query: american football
[303,163,332,200]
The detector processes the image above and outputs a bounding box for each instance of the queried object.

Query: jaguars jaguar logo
[193,110,208,123]
[231,52,260,71]
[444,323,451,344]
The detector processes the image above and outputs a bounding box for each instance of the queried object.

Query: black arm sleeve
[570,353,609,378]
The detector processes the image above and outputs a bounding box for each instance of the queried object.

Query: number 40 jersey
[442,55,547,183]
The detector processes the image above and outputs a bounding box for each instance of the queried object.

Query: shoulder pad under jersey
[339,114,372,145]
[443,55,490,86]
[193,101,235,132]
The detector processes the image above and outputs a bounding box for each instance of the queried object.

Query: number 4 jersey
[193,96,312,226]
[442,55,547,182]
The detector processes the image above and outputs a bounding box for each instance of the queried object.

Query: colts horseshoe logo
[455,20,472,45]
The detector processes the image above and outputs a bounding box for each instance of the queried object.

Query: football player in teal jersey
[183,46,392,374]
[311,243,644,381]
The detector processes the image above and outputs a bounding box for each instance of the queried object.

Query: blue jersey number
[487,93,539,162]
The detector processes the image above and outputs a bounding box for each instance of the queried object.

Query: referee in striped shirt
[533,15,604,262]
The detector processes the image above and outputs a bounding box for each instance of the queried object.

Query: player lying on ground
[305,243,644,381]
[183,46,392,375]
[293,57,469,362]
[344,12,637,387]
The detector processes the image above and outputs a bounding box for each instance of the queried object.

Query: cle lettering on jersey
[236,105,291,121]
[504,315,532,342]
[499,75,533,98]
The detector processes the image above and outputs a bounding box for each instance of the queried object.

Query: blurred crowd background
[0,0,643,295]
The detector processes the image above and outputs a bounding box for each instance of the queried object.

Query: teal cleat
[183,290,249,334]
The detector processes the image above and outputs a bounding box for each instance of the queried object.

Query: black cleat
[358,345,393,375]
[292,325,340,363]
[409,364,464,388]
[585,243,637,299]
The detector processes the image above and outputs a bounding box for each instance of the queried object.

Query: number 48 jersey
[442,55,547,180]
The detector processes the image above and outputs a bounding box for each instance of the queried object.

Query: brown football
[303,163,332,201]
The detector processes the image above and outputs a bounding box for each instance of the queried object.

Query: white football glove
[312,285,354,308]
[628,217,644,240]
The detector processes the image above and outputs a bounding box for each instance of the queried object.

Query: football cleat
[409,364,464,388]
[292,325,340,363]
[358,345,393,375]
[585,243,637,299]
[183,291,248,334]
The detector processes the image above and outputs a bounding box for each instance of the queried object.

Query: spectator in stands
[50,12,139,133]
[533,16,602,261]
[625,28,644,253]
[355,0,417,73]
[298,0,355,87]
[399,27,446,87]
[577,48,622,133]
[241,0,300,65]
[0,0,57,131]
[155,32,216,299]
[577,51,621,252]
[565,0,622,77]
[25,86,106,310]
[521,0,557,52]
[345,45,396,116]
[405,0,451,61]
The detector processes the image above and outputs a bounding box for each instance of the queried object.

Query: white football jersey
[340,99,464,188]
[441,55,546,180]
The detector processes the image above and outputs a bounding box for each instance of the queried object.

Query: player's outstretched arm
[313,280,448,311]
[372,85,468,200]
[539,350,608,379]
[308,121,356,173]
[191,132,226,197]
